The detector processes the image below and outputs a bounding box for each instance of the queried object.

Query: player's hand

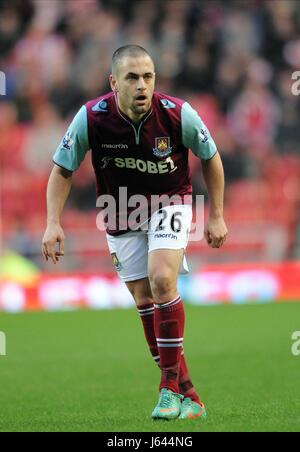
[204,216,228,249]
[42,223,65,264]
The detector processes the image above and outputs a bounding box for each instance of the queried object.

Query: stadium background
[0,0,299,311]
[0,0,300,434]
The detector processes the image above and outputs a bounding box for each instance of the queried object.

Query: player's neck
[117,98,150,124]
[129,112,147,124]
[122,107,149,124]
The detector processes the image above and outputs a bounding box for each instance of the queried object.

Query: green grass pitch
[0,302,300,432]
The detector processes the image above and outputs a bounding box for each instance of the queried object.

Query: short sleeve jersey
[53,91,217,235]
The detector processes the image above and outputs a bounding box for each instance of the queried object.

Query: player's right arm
[42,165,72,264]
[42,106,90,264]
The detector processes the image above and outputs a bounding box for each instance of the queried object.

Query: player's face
[110,56,155,122]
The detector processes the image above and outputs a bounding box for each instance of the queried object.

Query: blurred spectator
[0,0,34,56]
[21,102,65,175]
[275,68,300,154]
[227,79,281,152]
[0,101,27,171]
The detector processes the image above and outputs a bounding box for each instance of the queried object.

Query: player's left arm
[201,153,228,248]
[181,102,228,248]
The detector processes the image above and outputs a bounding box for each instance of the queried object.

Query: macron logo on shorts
[154,233,177,240]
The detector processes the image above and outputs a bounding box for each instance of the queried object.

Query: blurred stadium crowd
[0,0,300,272]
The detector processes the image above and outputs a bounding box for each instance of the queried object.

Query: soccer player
[42,45,228,420]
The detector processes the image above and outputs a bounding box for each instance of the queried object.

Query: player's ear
[109,74,118,93]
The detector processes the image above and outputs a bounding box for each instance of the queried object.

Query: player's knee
[126,281,153,306]
[135,296,154,307]
[149,272,176,300]
[129,287,153,306]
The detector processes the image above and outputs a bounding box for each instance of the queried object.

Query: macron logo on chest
[101,144,129,150]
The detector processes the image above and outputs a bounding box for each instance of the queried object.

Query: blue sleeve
[53,106,90,171]
[181,102,217,160]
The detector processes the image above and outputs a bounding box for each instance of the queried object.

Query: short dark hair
[112,45,153,74]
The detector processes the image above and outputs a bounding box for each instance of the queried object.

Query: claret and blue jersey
[53,91,217,234]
